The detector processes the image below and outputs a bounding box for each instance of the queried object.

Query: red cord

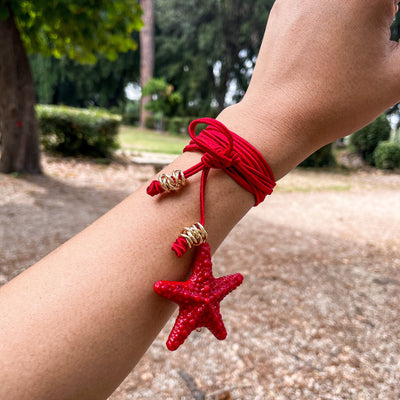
[147,118,276,256]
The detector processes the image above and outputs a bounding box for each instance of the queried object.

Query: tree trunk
[139,0,155,128]
[0,15,41,174]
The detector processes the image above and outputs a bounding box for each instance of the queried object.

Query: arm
[1,1,399,399]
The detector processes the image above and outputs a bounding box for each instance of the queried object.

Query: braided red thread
[146,118,276,256]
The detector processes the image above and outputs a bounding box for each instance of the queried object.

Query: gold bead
[180,222,208,248]
[158,170,187,192]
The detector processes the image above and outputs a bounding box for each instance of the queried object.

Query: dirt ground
[1,154,400,400]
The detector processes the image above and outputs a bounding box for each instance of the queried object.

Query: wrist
[217,100,317,180]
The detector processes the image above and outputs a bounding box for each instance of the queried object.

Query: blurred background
[1,1,400,399]
[1,0,400,171]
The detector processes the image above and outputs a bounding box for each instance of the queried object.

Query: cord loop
[201,151,240,169]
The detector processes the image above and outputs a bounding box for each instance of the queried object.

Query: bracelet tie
[148,117,276,257]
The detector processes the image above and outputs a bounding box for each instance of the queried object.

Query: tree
[140,0,155,128]
[30,46,140,110]
[142,77,182,129]
[154,0,274,116]
[0,1,142,174]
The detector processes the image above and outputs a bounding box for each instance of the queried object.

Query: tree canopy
[30,48,140,109]
[0,0,143,63]
[154,0,274,115]
[24,2,400,119]
[0,0,143,173]
[29,0,274,116]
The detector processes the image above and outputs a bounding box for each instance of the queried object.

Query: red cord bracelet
[147,118,276,350]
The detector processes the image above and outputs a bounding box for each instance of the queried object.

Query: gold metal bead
[180,222,208,248]
[158,170,187,192]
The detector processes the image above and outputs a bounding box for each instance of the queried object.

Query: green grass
[118,125,189,155]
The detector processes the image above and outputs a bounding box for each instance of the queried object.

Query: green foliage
[155,0,273,115]
[27,0,275,116]
[166,116,192,134]
[373,141,400,170]
[29,55,58,104]
[30,42,140,109]
[145,115,156,130]
[350,114,391,165]
[143,114,195,134]
[37,105,121,157]
[393,128,400,144]
[1,0,143,64]
[122,101,140,126]
[300,144,336,168]
[142,77,183,117]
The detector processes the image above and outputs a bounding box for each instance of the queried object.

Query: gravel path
[1,155,399,399]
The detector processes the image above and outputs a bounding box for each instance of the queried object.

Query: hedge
[37,105,121,157]
[350,114,391,165]
[144,115,212,135]
[373,141,400,170]
[122,101,140,126]
[300,143,336,168]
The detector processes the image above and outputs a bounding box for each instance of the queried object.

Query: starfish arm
[203,303,227,340]
[153,281,192,304]
[213,273,244,302]
[166,305,205,351]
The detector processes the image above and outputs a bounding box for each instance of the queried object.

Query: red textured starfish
[153,243,243,351]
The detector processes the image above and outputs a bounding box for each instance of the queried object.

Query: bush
[167,117,192,134]
[350,114,391,165]
[373,141,400,170]
[144,114,213,134]
[145,115,155,130]
[393,129,400,145]
[37,105,121,158]
[122,101,140,126]
[300,143,336,168]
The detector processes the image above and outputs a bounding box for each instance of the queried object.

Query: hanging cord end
[146,170,187,196]
[146,180,164,196]
[172,222,208,257]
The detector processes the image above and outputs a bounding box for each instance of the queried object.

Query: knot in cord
[201,151,241,169]
[184,118,276,206]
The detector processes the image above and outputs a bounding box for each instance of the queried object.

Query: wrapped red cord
[147,117,276,257]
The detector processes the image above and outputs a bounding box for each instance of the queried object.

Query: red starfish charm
[154,243,243,351]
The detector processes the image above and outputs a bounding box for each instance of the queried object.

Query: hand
[245,0,400,145]
[219,0,400,178]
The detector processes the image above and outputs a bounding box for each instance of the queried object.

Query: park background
[1,1,400,399]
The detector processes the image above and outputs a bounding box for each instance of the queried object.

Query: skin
[0,0,399,399]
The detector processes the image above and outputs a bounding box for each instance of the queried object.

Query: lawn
[118,125,189,155]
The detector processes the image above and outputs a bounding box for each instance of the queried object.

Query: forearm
[0,103,302,400]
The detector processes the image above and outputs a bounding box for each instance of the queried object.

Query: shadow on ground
[1,163,399,399]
